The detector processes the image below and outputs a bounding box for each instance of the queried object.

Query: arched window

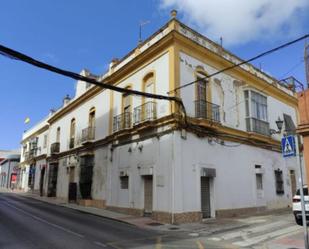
[56,127,61,143]
[195,69,209,118]
[69,119,76,149]
[89,107,96,128]
[89,107,96,139]
[122,86,132,128]
[70,119,76,139]
[142,73,156,121]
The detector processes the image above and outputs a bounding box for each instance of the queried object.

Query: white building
[20,12,300,223]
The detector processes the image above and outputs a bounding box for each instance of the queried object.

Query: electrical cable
[225,58,305,112]
[169,34,309,94]
[0,44,179,102]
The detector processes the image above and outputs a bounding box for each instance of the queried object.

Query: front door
[47,164,58,197]
[201,176,211,218]
[290,170,297,196]
[144,176,153,215]
[39,167,45,196]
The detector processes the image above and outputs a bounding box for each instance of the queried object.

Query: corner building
[20,13,300,223]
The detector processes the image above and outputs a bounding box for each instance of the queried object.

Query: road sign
[281,135,296,157]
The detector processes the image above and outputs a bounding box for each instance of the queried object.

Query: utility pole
[295,135,309,248]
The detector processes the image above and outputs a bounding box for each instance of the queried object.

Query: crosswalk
[207,218,302,248]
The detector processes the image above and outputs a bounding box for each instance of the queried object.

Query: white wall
[49,90,110,153]
[179,52,297,139]
[174,131,299,214]
[112,52,170,120]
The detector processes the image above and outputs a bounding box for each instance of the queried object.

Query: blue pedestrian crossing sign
[281,135,296,157]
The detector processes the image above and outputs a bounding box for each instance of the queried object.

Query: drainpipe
[171,132,175,224]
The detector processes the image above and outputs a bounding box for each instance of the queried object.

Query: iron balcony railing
[133,102,157,125]
[113,112,132,133]
[81,126,95,143]
[69,137,75,149]
[50,142,60,154]
[195,100,220,122]
[24,151,30,161]
[29,148,37,159]
[246,117,270,136]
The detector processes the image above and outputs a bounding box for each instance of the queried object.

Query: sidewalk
[1,188,274,234]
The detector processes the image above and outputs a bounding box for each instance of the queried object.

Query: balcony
[29,148,37,159]
[195,100,220,122]
[50,142,60,154]
[113,112,132,133]
[69,137,75,149]
[246,117,270,136]
[24,151,30,161]
[133,102,157,125]
[81,126,95,143]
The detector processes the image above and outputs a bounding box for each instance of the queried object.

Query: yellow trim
[173,32,297,107]
[21,124,49,144]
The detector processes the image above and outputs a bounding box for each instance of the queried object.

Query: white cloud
[160,0,309,46]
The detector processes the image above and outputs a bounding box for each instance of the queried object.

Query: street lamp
[270,117,284,134]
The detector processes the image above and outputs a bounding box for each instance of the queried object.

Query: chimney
[63,94,71,106]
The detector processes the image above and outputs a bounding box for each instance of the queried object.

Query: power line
[226,58,305,112]
[0,44,179,103]
[169,34,309,93]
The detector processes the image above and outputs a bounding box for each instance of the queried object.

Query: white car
[293,185,309,225]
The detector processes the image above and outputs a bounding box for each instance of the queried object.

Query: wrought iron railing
[113,112,132,133]
[81,126,95,143]
[246,117,270,136]
[50,142,60,154]
[195,100,220,122]
[133,102,157,125]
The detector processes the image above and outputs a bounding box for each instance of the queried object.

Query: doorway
[47,163,58,197]
[201,176,211,218]
[144,175,153,215]
[39,167,45,196]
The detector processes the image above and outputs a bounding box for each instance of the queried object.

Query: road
[0,192,305,249]
[0,193,162,249]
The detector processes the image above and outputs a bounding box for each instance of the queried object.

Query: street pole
[295,135,309,248]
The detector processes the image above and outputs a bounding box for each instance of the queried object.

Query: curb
[16,192,136,227]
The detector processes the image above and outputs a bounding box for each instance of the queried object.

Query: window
[274,169,284,195]
[245,90,269,136]
[256,174,263,190]
[89,108,95,128]
[120,176,129,189]
[69,119,76,149]
[56,127,61,143]
[43,134,48,148]
[122,87,132,129]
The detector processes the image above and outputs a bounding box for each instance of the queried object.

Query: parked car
[293,185,309,225]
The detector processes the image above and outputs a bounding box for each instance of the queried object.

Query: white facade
[19,17,301,223]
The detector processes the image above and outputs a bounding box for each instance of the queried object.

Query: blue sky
[0,0,308,150]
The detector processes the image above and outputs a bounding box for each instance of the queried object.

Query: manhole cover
[147,222,162,226]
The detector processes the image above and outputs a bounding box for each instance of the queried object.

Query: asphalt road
[0,193,162,249]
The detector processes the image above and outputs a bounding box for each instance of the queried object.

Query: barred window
[274,169,284,195]
[120,176,129,189]
[256,174,263,190]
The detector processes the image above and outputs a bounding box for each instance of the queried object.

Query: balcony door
[122,91,131,129]
[196,75,207,118]
[144,76,155,120]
